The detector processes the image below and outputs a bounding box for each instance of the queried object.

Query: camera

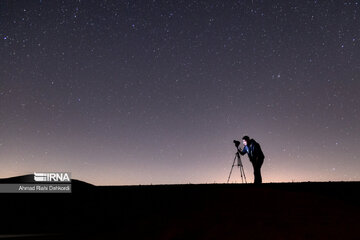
[233,140,240,148]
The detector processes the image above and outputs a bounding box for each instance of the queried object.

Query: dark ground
[0,178,359,239]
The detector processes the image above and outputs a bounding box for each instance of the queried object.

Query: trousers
[251,157,264,184]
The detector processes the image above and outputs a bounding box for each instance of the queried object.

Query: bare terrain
[0,176,359,239]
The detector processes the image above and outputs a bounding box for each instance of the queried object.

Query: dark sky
[1,0,359,185]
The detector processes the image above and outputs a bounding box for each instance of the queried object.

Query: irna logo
[34,172,71,182]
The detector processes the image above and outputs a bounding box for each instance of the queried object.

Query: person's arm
[238,146,247,156]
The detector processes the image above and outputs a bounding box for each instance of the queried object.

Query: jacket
[239,139,265,162]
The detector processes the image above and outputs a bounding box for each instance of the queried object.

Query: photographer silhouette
[238,136,265,184]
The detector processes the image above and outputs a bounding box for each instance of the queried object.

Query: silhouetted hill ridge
[0,178,359,239]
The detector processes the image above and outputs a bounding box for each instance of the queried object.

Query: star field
[0,0,359,185]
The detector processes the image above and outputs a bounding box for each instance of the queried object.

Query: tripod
[227,150,247,183]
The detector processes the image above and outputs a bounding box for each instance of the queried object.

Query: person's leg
[253,158,263,184]
[254,166,261,184]
[251,161,256,183]
[257,167,262,184]
[252,161,260,184]
[257,158,264,184]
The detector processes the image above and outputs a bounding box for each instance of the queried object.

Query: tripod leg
[236,152,247,184]
[227,156,237,183]
[240,166,247,183]
[236,152,245,183]
[227,164,235,183]
[239,165,244,183]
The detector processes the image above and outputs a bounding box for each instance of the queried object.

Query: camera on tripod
[233,140,240,148]
[227,140,247,183]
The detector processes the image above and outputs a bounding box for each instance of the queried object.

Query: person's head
[242,136,250,146]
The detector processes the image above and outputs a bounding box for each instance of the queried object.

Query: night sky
[1,0,359,185]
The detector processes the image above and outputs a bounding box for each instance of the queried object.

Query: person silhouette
[238,136,265,184]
